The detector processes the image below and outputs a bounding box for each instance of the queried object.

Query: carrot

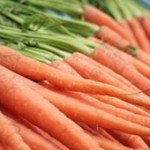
[92,46,150,97]
[21,120,69,150]
[0,143,9,150]
[73,51,138,90]
[119,20,140,48]
[83,5,130,41]
[143,136,150,147]
[90,36,150,68]
[81,125,133,150]
[96,26,136,55]
[140,15,150,40]
[50,60,81,77]
[128,17,150,53]
[93,95,150,116]
[0,111,31,150]
[0,66,101,150]
[50,57,150,117]
[18,76,150,136]
[108,130,149,149]
[2,46,150,108]
[4,114,59,150]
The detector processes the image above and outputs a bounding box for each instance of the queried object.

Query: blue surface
[137,0,150,9]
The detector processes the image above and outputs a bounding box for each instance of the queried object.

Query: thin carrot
[4,114,59,150]
[2,46,150,108]
[92,46,150,97]
[83,5,130,41]
[80,124,133,150]
[18,76,150,136]
[50,58,150,117]
[0,111,31,150]
[128,17,150,53]
[140,15,150,40]
[119,20,140,48]
[108,130,149,149]
[0,66,101,150]
[96,26,136,55]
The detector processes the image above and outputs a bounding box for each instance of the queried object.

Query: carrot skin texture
[119,20,140,48]
[140,15,150,40]
[0,66,101,150]
[128,18,150,53]
[108,130,149,149]
[51,57,150,117]
[83,5,129,41]
[0,111,31,150]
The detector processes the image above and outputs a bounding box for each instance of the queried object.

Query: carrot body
[119,20,139,48]
[83,5,129,41]
[92,46,150,97]
[140,15,150,40]
[1,46,148,106]
[143,136,150,147]
[8,117,59,150]
[64,55,132,91]
[19,76,150,136]
[0,111,31,150]
[128,18,150,53]
[108,130,149,149]
[96,26,133,54]
[0,66,101,150]
[50,57,150,117]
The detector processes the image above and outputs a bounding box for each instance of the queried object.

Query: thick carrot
[143,137,150,147]
[19,76,150,136]
[108,130,149,149]
[128,17,150,53]
[83,5,130,41]
[119,20,140,48]
[140,15,150,40]
[96,26,135,55]
[5,115,59,150]
[50,60,81,77]
[50,58,150,117]
[0,143,9,150]
[0,66,101,150]
[1,46,150,107]
[64,55,133,91]
[90,36,150,68]
[92,46,150,97]
[73,51,138,90]
[0,111,31,150]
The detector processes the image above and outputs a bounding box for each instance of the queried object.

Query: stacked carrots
[0,0,150,149]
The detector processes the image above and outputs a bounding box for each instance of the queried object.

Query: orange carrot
[92,46,150,97]
[81,124,133,150]
[119,20,139,47]
[2,46,150,107]
[128,18,150,53]
[83,5,130,41]
[108,130,149,149]
[18,76,150,136]
[5,115,59,150]
[0,143,9,150]
[143,136,150,147]
[50,60,81,77]
[50,58,150,117]
[0,111,31,150]
[0,66,101,150]
[140,15,150,40]
[96,26,135,55]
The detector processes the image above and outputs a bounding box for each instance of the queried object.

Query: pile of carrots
[1,0,150,149]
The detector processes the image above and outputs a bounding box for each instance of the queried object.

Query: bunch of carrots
[1,0,150,149]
